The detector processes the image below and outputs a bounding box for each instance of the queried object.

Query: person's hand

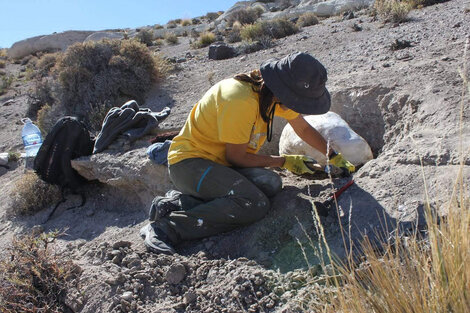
[329,152,355,174]
[281,154,316,175]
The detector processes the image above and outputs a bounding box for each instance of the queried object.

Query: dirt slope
[0,1,469,312]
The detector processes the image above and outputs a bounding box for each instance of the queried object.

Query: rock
[84,32,124,42]
[8,31,94,59]
[183,291,197,305]
[279,112,373,166]
[31,225,45,236]
[261,0,374,20]
[71,146,173,206]
[0,167,6,176]
[0,153,8,166]
[208,42,236,60]
[121,291,133,302]
[165,263,187,284]
[113,241,132,250]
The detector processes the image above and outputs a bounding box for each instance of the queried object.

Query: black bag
[33,116,94,221]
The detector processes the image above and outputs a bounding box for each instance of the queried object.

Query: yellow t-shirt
[167,78,299,166]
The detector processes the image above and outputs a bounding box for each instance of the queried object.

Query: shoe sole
[140,224,175,255]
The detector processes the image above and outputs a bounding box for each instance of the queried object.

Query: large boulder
[84,32,125,42]
[279,112,373,166]
[8,31,94,59]
[71,145,173,206]
[208,42,237,60]
[261,0,374,19]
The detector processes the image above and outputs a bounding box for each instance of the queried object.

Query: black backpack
[34,116,94,221]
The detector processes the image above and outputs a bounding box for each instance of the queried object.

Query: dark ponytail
[234,70,276,141]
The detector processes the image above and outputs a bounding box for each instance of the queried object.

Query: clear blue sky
[0,0,238,48]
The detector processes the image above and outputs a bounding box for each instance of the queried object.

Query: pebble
[31,225,44,236]
[112,240,132,250]
[165,263,187,284]
[183,291,197,305]
[121,291,133,301]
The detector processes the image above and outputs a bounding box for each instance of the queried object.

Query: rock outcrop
[71,144,172,206]
[84,31,125,42]
[8,30,94,59]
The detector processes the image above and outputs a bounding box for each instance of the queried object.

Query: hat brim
[260,59,331,115]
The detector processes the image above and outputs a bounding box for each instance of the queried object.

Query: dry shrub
[0,48,7,58]
[154,24,163,29]
[228,6,264,26]
[27,79,56,118]
[241,18,298,41]
[136,29,154,46]
[55,39,165,127]
[36,53,60,78]
[226,21,242,43]
[374,0,411,23]
[297,12,319,27]
[194,32,216,48]
[87,100,113,131]
[206,12,220,21]
[36,103,62,135]
[0,74,14,95]
[0,231,81,312]
[0,60,5,68]
[10,172,61,215]
[181,19,192,26]
[165,32,178,44]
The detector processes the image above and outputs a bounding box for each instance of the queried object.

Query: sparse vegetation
[296,12,319,27]
[228,6,264,26]
[0,231,81,312]
[226,21,242,43]
[0,60,5,68]
[136,28,154,46]
[154,24,164,29]
[181,19,192,26]
[205,12,220,21]
[193,32,216,48]
[54,39,166,126]
[0,48,7,58]
[241,18,298,41]
[36,103,61,135]
[374,0,412,23]
[8,151,21,162]
[36,53,60,78]
[166,22,177,29]
[88,100,112,131]
[0,74,14,95]
[27,79,55,118]
[10,172,61,215]
[165,32,179,44]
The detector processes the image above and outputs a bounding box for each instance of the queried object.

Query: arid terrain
[0,0,469,312]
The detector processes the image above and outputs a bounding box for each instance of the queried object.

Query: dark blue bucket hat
[260,52,331,114]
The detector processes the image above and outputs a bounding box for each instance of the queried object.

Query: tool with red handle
[314,179,355,217]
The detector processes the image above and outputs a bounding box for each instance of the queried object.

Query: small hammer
[314,179,355,217]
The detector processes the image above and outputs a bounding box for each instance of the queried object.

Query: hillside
[0,0,469,312]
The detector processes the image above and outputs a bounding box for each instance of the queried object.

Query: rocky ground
[0,0,469,312]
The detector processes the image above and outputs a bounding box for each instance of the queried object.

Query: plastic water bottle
[22,118,43,158]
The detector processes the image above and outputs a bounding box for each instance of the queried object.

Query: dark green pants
[155,158,282,244]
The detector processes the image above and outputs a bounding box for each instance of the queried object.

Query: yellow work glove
[281,154,316,175]
[329,152,355,174]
